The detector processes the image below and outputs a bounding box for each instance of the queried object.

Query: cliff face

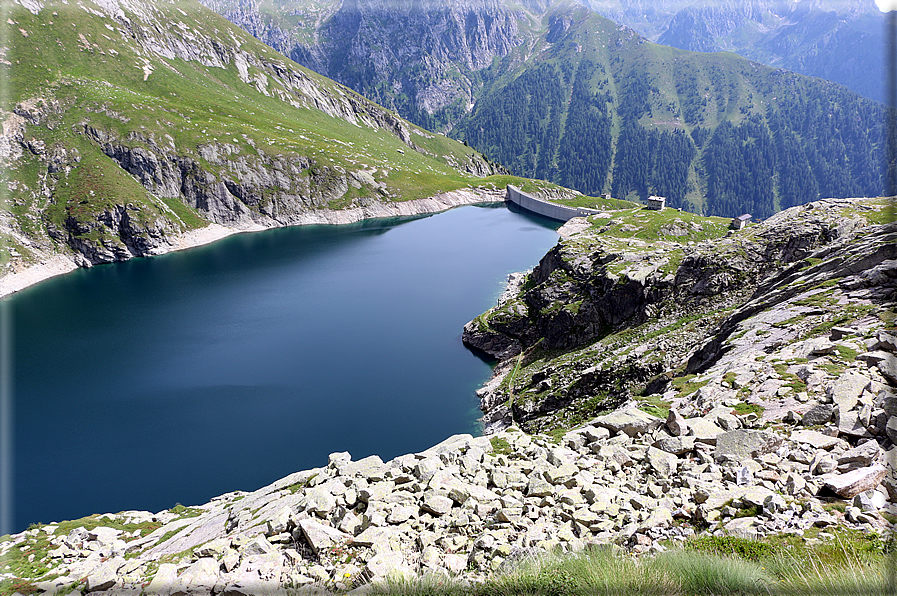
[0,0,502,284]
[203,0,530,131]
[464,197,895,433]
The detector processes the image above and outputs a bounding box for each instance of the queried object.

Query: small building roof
[735,214,752,221]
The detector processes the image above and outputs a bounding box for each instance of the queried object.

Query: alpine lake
[9,203,560,532]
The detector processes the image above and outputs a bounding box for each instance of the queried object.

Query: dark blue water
[9,204,558,531]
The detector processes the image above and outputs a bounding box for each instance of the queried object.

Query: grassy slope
[0,0,552,269]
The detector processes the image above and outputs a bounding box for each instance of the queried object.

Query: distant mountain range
[616,0,885,104]
[203,0,887,218]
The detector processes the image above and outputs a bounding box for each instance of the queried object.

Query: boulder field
[3,354,895,595]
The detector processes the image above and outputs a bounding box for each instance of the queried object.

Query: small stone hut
[731,214,752,230]
[647,196,666,210]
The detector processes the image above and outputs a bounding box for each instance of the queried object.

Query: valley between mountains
[1,0,896,594]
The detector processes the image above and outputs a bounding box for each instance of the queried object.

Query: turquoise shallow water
[9,203,559,531]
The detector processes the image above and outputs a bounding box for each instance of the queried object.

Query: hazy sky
[876,0,897,11]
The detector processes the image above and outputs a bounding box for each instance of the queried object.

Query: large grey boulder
[304,486,337,517]
[84,557,124,592]
[874,331,897,353]
[887,416,897,444]
[298,518,351,556]
[526,474,553,497]
[87,526,122,545]
[822,465,888,498]
[646,447,678,478]
[593,408,660,437]
[666,409,689,436]
[342,455,387,480]
[544,463,578,485]
[837,440,882,470]
[364,550,414,582]
[687,417,725,445]
[836,411,872,437]
[826,372,870,413]
[801,403,834,426]
[145,563,179,595]
[714,430,783,462]
[413,456,443,482]
[877,353,897,384]
[352,526,401,548]
[420,492,453,516]
[790,429,840,450]
[653,434,695,455]
[170,557,220,595]
[241,535,276,556]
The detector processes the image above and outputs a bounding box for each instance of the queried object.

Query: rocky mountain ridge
[2,196,894,595]
[464,196,895,434]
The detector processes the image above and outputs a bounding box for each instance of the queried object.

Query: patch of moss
[489,436,513,456]
[734,505,762,518]
[731,402,764,417]
[638,394,671,419]
[835,345,858,362]
[670,374,709,397]
[286,472,318,494]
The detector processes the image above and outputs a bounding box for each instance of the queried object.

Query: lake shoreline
[11,200,562,531]
[0,188,502,300]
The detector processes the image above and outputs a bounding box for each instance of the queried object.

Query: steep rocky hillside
[2,197,894,595]
[198,0,535,131]
[0,0,514,293]
[199,0,887,218]
[464,196,895,434]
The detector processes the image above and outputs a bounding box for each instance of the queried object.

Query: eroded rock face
[207,0,525,132]
[465,198,894,434]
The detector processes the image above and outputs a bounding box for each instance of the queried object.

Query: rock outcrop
[464,197,895,434]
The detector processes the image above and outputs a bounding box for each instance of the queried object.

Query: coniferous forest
[451,8,888,219]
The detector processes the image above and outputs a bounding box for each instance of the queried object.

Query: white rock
[646,447,678,478]
[790,429,840,449]
[822,465,887,498]
[420,492,453,516]
[298,518,351,556]
[145,563,179,595]
[594,408,660,437]
[364,550,414,582]
[687,417,725,445]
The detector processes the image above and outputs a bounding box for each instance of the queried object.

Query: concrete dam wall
[505,186,599,222]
